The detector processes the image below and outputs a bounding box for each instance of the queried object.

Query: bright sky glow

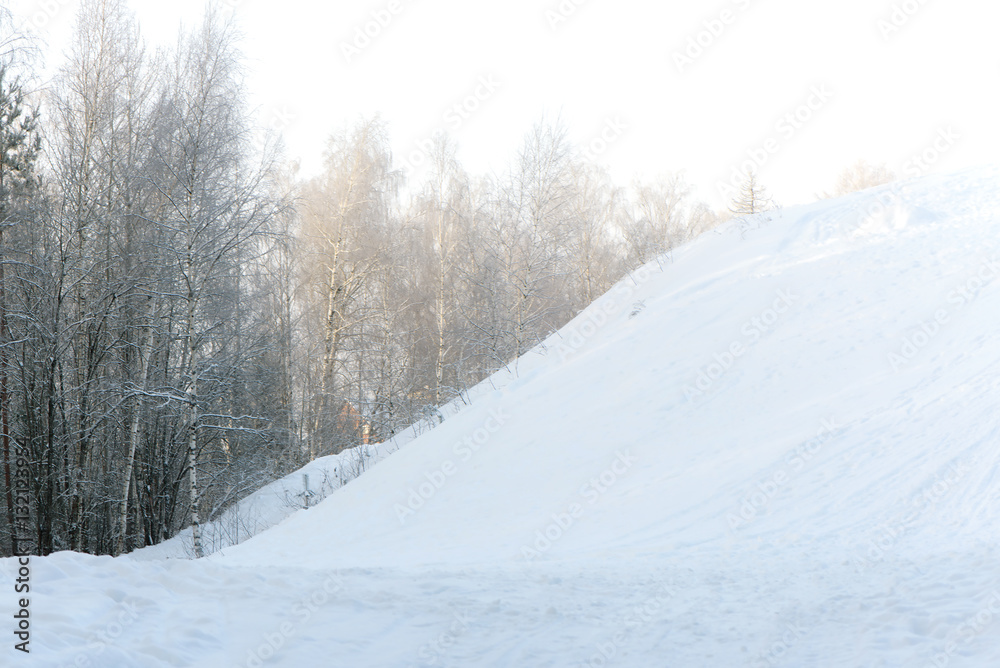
[9,0,1000,207]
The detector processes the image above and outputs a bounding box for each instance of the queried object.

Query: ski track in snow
[5,166,1000,667]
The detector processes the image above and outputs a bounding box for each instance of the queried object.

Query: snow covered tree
[0,49,42,559]
[298,118,397,459]
[728,170,774,216]
[620,172,708,269]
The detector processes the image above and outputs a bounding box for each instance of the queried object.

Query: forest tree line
[0,1,893,558]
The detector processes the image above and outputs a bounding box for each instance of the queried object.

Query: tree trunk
[115,323,153,555]
[0,230,16,557]
[185,266,203,557]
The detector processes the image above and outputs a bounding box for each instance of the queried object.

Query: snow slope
[218,165,1000,571]
[6,166,1000,667]
[131,339,538,560]
[127,443,391,561]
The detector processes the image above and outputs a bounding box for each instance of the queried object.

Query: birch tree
[298,118,395,458]
[149,8,278,556]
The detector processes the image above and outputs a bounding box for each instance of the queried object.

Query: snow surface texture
[5,166,1000,667]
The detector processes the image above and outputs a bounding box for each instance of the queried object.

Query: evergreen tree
[0,60,42,557]
[729,170,773,216]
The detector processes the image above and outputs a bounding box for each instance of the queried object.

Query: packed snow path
[5,166,1000,667]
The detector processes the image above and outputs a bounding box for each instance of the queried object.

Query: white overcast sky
[8,0,1000,207]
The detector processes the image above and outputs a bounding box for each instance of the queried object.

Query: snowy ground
[15,550,1000,667]
[5,166,1000,667]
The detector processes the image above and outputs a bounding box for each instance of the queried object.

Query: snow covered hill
[217,165,1000,572]
[7,166,1000,667]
